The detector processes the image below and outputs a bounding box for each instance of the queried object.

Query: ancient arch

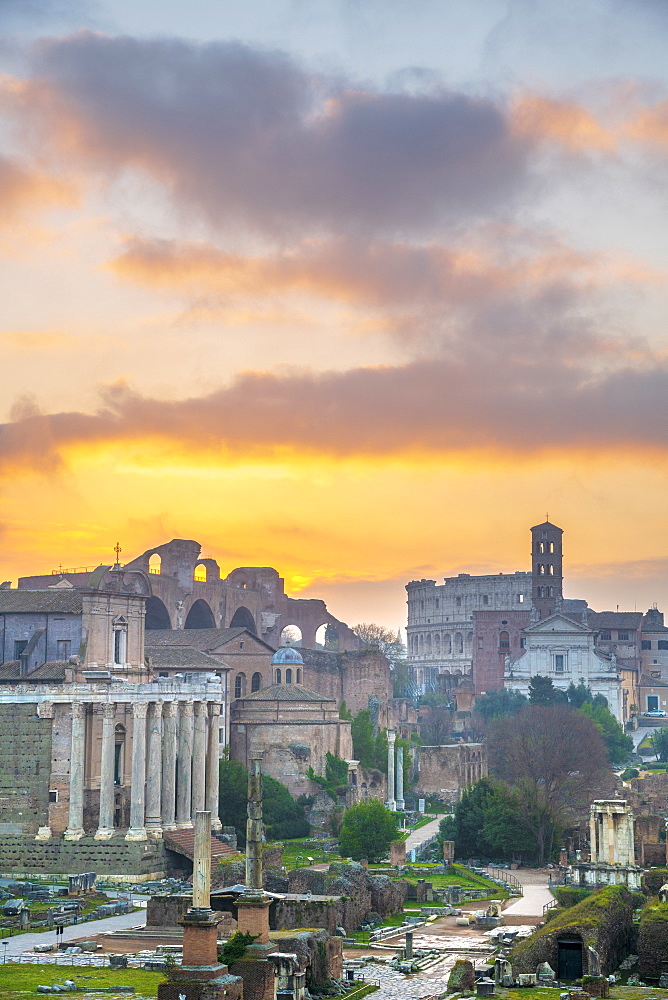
[280,624,302,646]
[145,595,171,630]
[185,599,216,629]
[148,553,161,575]
[229,606,257,634]
[194,563,207,583]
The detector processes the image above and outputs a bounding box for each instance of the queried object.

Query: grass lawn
[280,840,344,866]
[499,990,668,1000]
[0,964,164,1000]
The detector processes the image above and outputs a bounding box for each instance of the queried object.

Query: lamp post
[3,940,8,963]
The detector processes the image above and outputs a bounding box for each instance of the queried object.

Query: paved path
[404,816,444,854]
[498,869,554,917]
[1,910,147,957]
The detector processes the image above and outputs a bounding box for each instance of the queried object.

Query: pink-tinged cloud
[0,354,667,473]
[0,31,535,236]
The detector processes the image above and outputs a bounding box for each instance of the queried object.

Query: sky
[0,0,667,629]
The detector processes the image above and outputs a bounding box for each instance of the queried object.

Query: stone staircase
[162,830,235,863]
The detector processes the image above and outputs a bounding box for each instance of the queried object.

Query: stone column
[385,730,396,811]
[95,702,116,840]
[246,754,264,891]
[145,701,163,839]
[161,701,178,831]
[590,810,598,862]
[64,701,86,841]
[206,702,222,830]
[191,701,207,819]
[193,810,212,911]
[395,745,405,811]
[125,702,148,841]
[176,700,194,829]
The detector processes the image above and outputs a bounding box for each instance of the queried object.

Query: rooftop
[0,590,83,614]
[239,683,335,703]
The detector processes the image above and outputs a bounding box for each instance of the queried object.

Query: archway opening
[557,938,583,979]
[185,599,216,629]
[148,553,161,575]
[194,563,207,583]
[280,624,302,647]
[145,595,171,630]
[229,606,257,634]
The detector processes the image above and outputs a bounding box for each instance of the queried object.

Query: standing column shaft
[246,754,264,891]
[162,701,178,831]
[145,701,163,838]
[192,810,212,910]
[395,745,405,811]
[95,702,116,840]
[192,702,207,819]
[385,730,396,811]
[176,701,194,828]
[64,701,86,840]
[206,703,222,830]
[125,702,148,841]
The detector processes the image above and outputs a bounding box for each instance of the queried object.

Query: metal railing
[543,898,559,915]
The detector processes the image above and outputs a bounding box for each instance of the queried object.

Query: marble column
[64,701,86,840]
[125,702,148,841]
[206,703,222,830]
[176,700,194,829]
[95,702,117,840]
[192,701,207,819]
[161,701,178,831]
[145,701,163,839]
[395,745,405,811]
[385,729,396,811]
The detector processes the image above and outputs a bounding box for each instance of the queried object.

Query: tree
[488,705,613,865]
[219,760,310,844]
[473,688,527,722]
[650,727,668,762]
[528,675,568,705]
[338,799,399,862]
[352,623,406,665]
[307,752,350,800]
[351,710,375,767]
[579,700,633,767]
[567,681,593,708]
[438,778,536,861]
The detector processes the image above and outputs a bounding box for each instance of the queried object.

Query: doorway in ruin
[557,937,583,979]
[185,599,216,629]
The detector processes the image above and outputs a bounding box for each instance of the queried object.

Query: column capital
[181,699,194,717]
[132,701,149,719]
[101,702,116,720]
[164,700,178,718]
[149,699,163,714]
[71,700,85,720]
[194,700,207,717]
[208,701,221,719]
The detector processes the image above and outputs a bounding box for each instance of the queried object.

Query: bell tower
[531,519,563,619]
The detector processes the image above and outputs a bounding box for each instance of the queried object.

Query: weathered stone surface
[447,959,475,992]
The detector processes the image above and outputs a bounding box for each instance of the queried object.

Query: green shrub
[219,931,259,965]
[620,767,639,780]
[554,887,593,908]
[642,867,668,896]
[638,899,668,979]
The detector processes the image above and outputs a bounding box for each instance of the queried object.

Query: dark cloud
[7,31,534,236]
[0,355,666,472]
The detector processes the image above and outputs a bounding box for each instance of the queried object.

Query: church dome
[272,645,304,665]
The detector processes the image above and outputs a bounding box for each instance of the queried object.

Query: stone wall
[511,885,635,976]
[414,743,487,801]
[272,898,339,934]
[0,835,169,879]
[0,704,52,835]
[287,862,406,933]
[638,898,668,980]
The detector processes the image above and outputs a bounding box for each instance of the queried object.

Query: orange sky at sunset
[0,0,667,632]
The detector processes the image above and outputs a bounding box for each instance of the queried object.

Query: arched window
[455,631,463,654]
[434,634,441,655]
[549,542,555,553]
[275,668,282,684]
[251,672,262,692]
[148,553,161,575]
[537,586,543,598]
[443,633,452,655]
[194,563,207,583]
[234,673,246,699]
[296,668,301,683]
[286,668,293,684]
[280,624,302,646]
[112,616,128,666]
[426,634,432,654]
[499,630,510,650]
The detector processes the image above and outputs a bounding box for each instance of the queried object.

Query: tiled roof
[639,673,668,688]
[146,645,228,668]
[0,661,68,681]
[586,611,644,630]
[145,628,272,652]
[0,590,83,614]
[240,683,334,703]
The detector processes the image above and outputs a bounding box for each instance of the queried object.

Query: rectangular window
[618,632,629,641]
[520,638,526,648]
[482,595,489,605]
[658,641,668,651]
[554,654,565,672]
[518,593,524,603]
[113,628,127,665]
[14,640,27,659]
[48,790,58,803]
[478,637,484,649]
[642,640,652,650]
[600,632,611,641]
[56,639,71,660]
